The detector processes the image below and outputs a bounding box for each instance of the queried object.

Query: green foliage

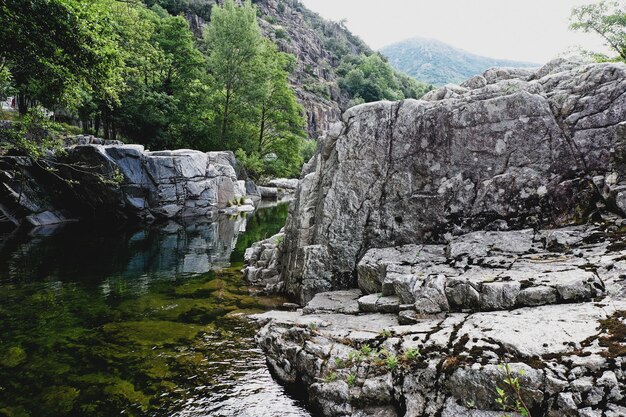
[0,346,27,368]
[570,1,626,61]
[274,27,289,40]
[203,0,263,148]
[379,328,392,338]
[385,354,398,370]
[0,107,64,158]
[0,67,15,101]
[403,347,421,361]
[346,373,357,387]
[0,0,127,114]
[205,0,306,179]
[301,139,317,163]
[323,372,338,383]
[495,363,531,417]
[339,54,431,105]
[143,0,217,21]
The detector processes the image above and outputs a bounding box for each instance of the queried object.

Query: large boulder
[0,144,249,226]
[278,60,626,304]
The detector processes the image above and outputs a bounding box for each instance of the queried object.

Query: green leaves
[204,0,306,179]
[495,362,532,417]
[339,53,432,105]
[570,1,626,61]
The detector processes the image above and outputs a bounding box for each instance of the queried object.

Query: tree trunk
[103,115,110,140]
[258,105,267,153]
[17,94,28,116]
[221,88,231,144]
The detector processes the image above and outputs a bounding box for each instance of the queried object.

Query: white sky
[300,0,613,64]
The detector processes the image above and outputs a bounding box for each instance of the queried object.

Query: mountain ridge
[380,37,539,86]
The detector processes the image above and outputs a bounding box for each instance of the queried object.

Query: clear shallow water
[0,204,311,417]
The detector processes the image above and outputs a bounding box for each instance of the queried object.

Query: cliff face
[255,0,369,137]
[0,140,251,228]
[277,59,626,304]
[248,59,626,417]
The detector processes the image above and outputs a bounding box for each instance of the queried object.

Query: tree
[571,0,626,61]
[203,0,264,149]
[110,5,207,147]
[0,0,126,114]
[338,54,431,106]
[253,43,306,176]
[202,0,306,179]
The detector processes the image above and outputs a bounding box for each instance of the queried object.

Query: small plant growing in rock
[385,354,398,370]
[348,350,364,364]
[323,372,338,383]
[466,399,476,409]
[239,196,246,205]
[307,322,319,331]
[495,363,531,417]
[334,357,344,368]
[403,347,421,361]
[346,373,357,387]
[360,344,373,356]
[226,200,232,207]
[379,329,392,338]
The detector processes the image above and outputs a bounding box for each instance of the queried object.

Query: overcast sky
[300,0,612,64]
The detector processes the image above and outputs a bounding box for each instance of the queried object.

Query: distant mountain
[380,37,539,86]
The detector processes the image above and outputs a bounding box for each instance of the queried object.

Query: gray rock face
[0,144,250,226]
[353,224,616,314]
[243,231,284,293]
[267,178,300,190]
[279,60,626,304]
[253,296,626,417]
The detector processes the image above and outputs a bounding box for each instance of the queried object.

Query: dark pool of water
[0,203,311,417]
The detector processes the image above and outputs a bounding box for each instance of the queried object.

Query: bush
[274,27,288,40]
[0,106,64,158]
[301,139,316,163]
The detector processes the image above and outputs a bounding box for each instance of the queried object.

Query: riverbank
[244,59,626,416]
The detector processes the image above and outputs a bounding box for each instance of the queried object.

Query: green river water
[0,203,310,417]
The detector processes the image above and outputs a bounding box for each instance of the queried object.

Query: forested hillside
[0,0,430,180]
[147,0,432,137]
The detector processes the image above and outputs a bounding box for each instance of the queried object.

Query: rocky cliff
[0,139,253,228]
[247,59,626,417]
[278,58,626,304]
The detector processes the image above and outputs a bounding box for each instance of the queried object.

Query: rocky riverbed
[244,59,626,416]
[252,217,626,416]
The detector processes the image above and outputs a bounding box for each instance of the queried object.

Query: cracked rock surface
[246,59,626,417]
[275,59,626,304]
[253,218,626,416]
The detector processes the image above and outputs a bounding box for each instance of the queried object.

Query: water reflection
[0,204,311,417]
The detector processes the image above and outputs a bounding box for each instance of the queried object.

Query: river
[0,203,311,417]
